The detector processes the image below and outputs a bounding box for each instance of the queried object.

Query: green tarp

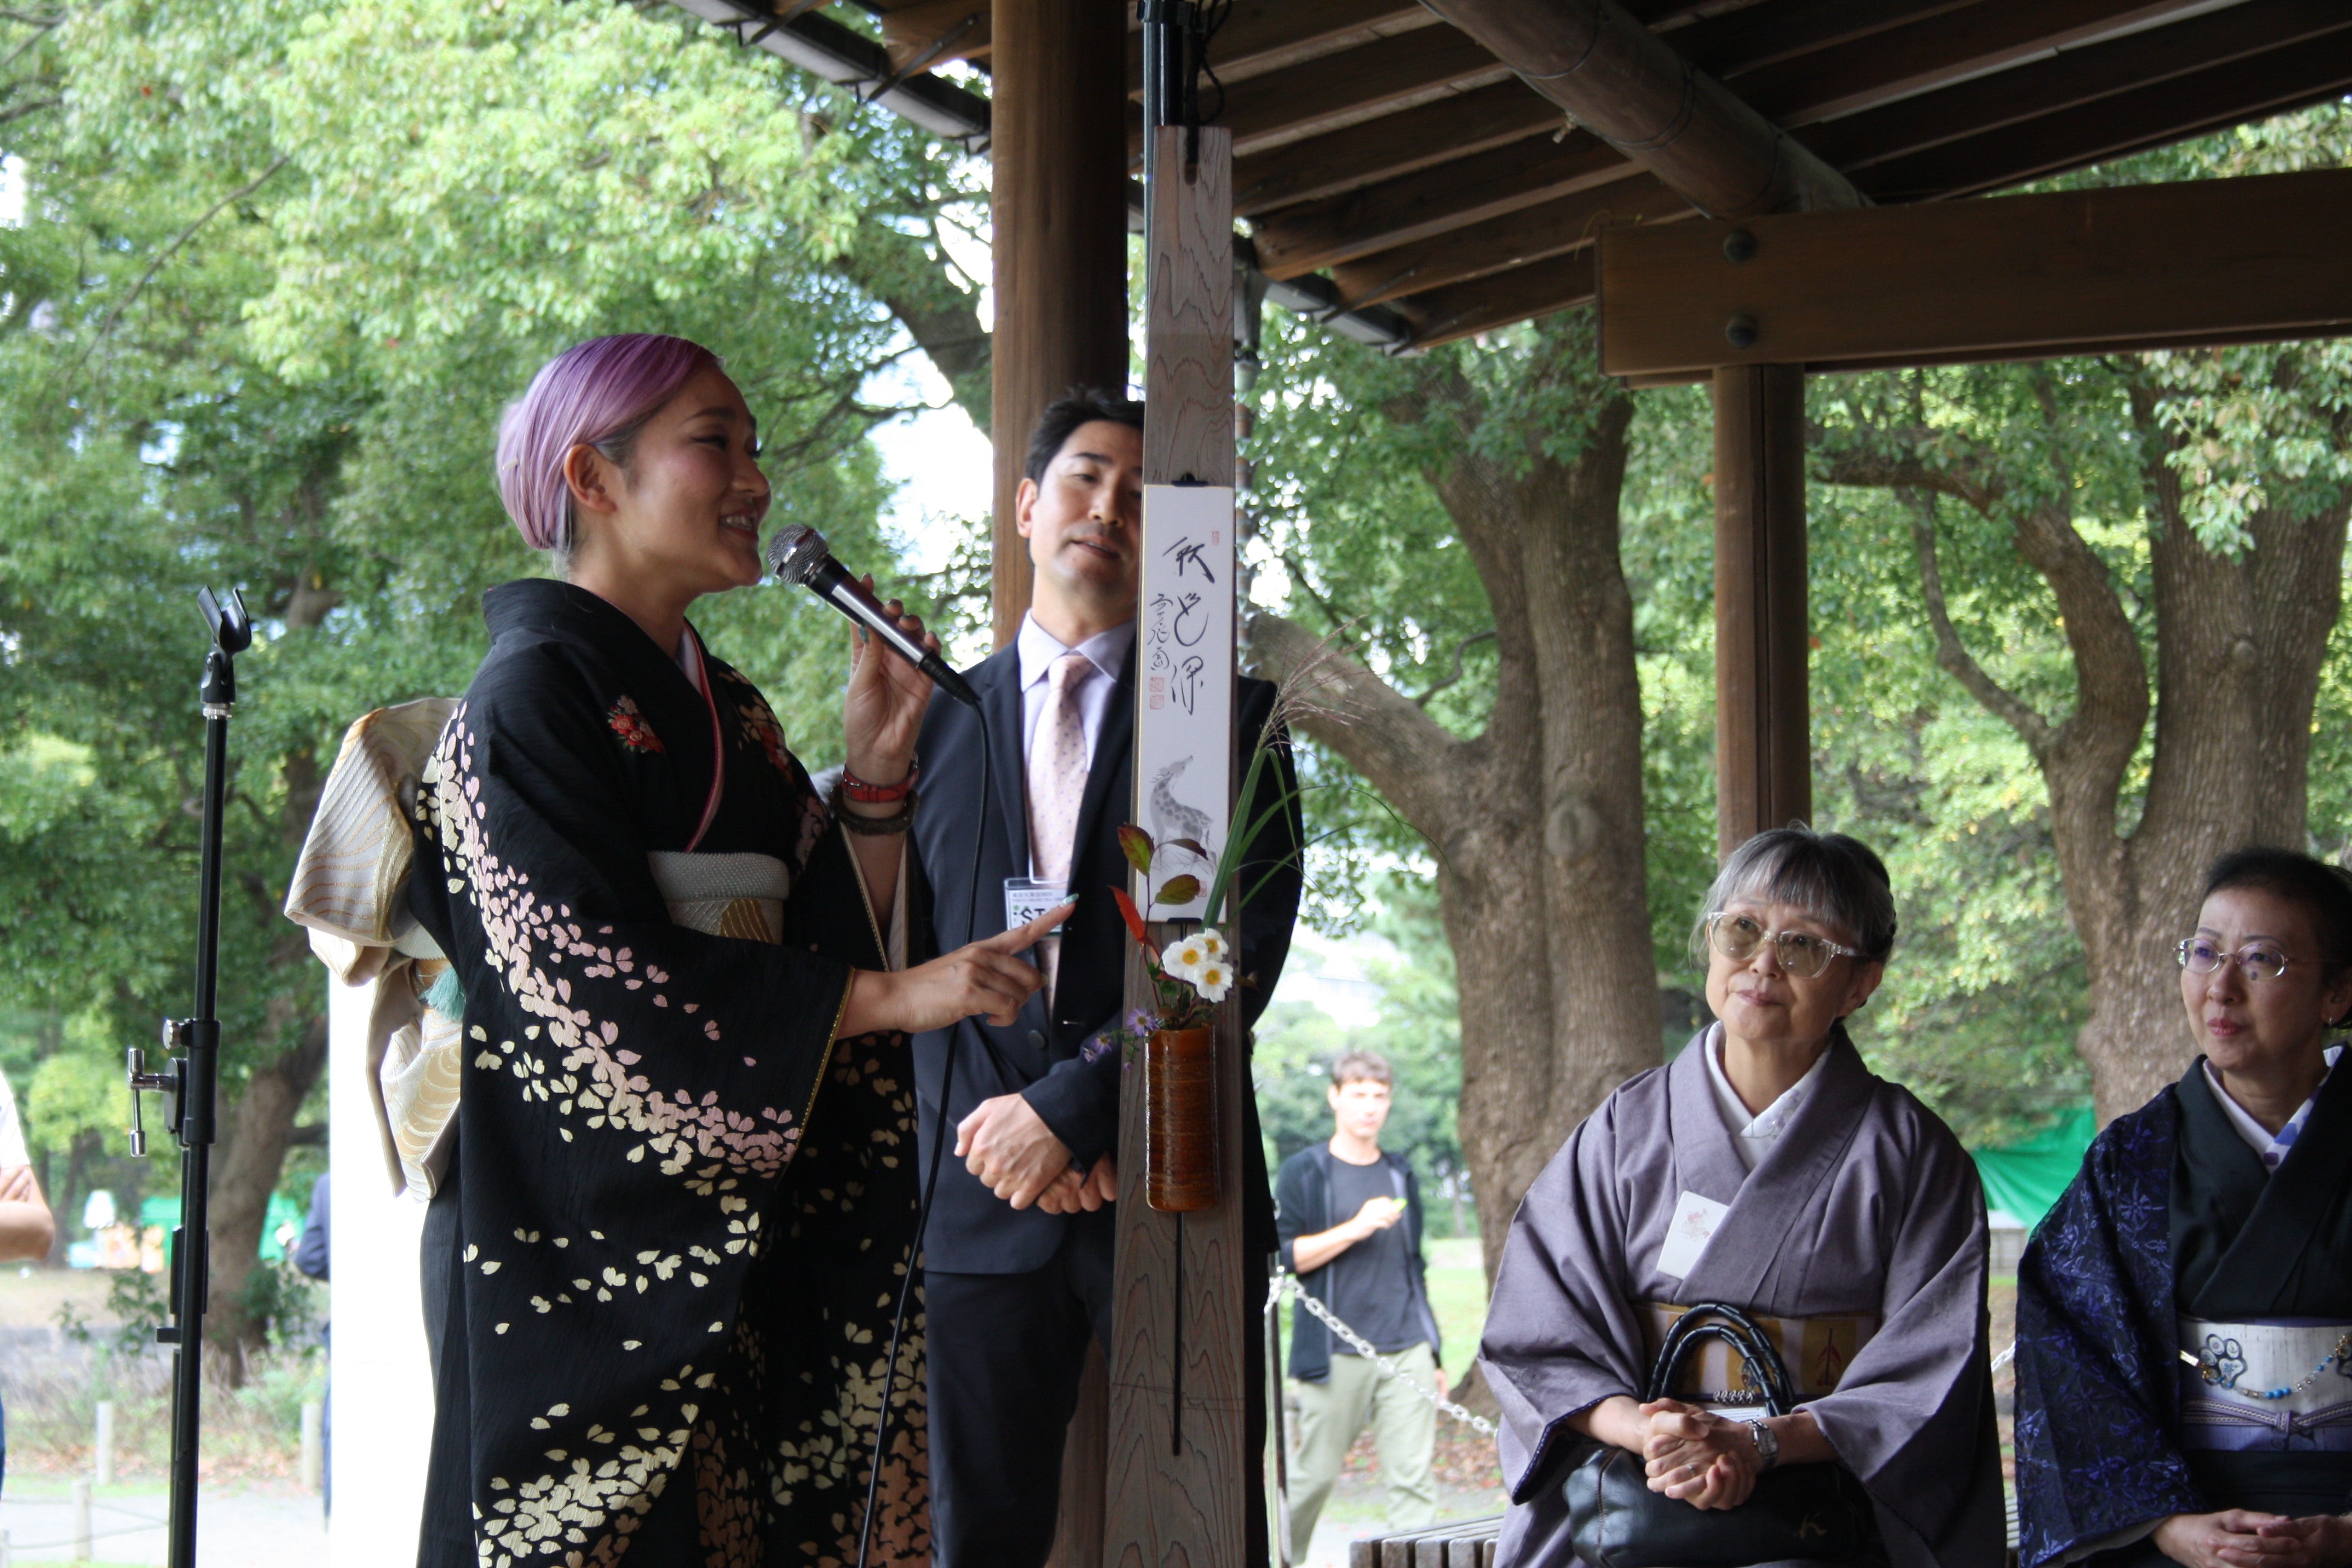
[1970,1103,2097,1230]
[140,1191,304,1262]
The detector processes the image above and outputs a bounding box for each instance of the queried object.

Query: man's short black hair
[1024,388,1144,484]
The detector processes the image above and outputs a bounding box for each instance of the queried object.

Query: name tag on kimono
[1004,878,1070,936]
[1656,1190,1731,1279]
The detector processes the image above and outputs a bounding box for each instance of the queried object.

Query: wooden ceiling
[755,0,2352,350]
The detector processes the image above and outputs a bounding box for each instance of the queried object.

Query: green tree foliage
[0,0,984,1355]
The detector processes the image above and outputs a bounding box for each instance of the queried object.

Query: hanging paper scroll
[1133,483,1235,922]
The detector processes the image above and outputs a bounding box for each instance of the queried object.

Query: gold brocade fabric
[1642,1301,1881,1409]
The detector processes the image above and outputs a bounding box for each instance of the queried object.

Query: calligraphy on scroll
[1132,485,1235,922]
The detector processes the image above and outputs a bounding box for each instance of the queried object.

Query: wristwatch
[1744,1418,1780,1471]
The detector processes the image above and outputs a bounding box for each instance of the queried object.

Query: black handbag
[1561,1302,1879,1568]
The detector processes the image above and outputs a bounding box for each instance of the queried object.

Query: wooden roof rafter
[675,0,2352,353]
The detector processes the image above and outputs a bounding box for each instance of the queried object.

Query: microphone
[766,524,981,710]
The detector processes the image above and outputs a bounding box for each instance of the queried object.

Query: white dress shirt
[1703,1023,1835,1173]
[1016,612,1134,785]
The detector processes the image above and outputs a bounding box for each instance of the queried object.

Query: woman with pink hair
[407,335,1062,1566]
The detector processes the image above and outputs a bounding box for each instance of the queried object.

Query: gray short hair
[1689,826,1898,969]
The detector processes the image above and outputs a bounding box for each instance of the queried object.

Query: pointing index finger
[989,902,1077,949]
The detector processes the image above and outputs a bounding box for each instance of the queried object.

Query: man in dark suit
[909,388,1302,1566]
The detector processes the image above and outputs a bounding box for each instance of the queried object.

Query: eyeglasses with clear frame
[1707,912,1862,980]
[2176,936,2299,983]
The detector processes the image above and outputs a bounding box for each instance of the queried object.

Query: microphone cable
[855,713,991,1568]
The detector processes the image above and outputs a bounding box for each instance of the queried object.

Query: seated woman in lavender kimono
[407,334,1067,1567]
[2016,849,2352,1568]
[1481,826,2004,1568]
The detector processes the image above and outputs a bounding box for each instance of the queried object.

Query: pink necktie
[1027,650,1093,1002]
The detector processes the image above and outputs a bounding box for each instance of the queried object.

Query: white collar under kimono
[2201,1042,2342,1171]
[1700,1022,1836,1174]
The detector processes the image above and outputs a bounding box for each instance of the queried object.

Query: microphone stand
[128,586,252,1568]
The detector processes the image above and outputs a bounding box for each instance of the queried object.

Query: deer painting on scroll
[1134,485,1235,921]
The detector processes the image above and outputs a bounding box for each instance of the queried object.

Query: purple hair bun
[495,333,720,552]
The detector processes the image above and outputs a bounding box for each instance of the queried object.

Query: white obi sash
[1642,1301,1881,1411]
[647,851,792,943]
[2178,1317,2352,1452]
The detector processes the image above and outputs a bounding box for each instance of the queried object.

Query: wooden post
[988,0,1129,649]
[1712,363,1811,854]
[1047,1340,1110,1568]
[1105,124,1247,1568]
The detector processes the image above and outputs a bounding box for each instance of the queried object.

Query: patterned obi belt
[648,851,791,944]
[1642,1302,1880,1412]
[2178,1318,2352,1452]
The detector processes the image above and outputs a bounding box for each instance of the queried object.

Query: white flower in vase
[1190,956,1233,1004]
[1161,933,1213,979]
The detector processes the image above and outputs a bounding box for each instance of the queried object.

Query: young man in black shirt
[1274,1051,1444,1560]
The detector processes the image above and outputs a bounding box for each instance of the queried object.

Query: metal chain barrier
[1267,1271,1498,1437]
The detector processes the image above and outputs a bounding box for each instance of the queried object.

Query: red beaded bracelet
[841,762,918,803]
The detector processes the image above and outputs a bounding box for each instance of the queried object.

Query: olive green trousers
[1284,1342,1439,1563]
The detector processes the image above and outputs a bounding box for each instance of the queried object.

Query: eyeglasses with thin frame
[1707,912,1861,980]
[2176,936,2301,983]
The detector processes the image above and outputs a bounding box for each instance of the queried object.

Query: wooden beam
[1132,27,1510,162]
[1676,0,1979,82]
[1232,82,1562,218]
[1796,0,2352,175]
[1713,364,1811,855]
[877,0,991,71]
[1393,250,1598,348]
[1415,0,1862,217]
[1107,122,1249,1568]
[1595,166,2352,378]
[1852,29,2352,201]
[1328,175,1688,309]
[1125,0,1429,92]
[1251,132,1638,279]
[990,0,1128,648]
[1736,0,2235,128]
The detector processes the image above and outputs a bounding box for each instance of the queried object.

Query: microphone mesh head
[765,523,829,585]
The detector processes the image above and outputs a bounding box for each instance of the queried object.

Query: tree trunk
[203,1021,327,1384]
[1819,362,2351,1125]
[1249,322,1660,1277]
[2069,388,2347,1117]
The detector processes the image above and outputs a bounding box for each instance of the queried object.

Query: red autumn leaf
[1111,886,1149,946]
[1117,824,1155,877]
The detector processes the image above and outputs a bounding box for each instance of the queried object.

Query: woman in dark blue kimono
[2016,848,2352,1568]
[407,335,1066,1567]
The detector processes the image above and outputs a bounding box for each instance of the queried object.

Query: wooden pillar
[1046,1340,1109,1568]
[1105,125,1249,1568]
[1712,363,1811,855]
[988,0,1129,649]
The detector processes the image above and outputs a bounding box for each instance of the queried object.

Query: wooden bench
[1346,1517,1504,1568]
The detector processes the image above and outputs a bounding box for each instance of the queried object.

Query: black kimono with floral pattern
[408,579,926,1567]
